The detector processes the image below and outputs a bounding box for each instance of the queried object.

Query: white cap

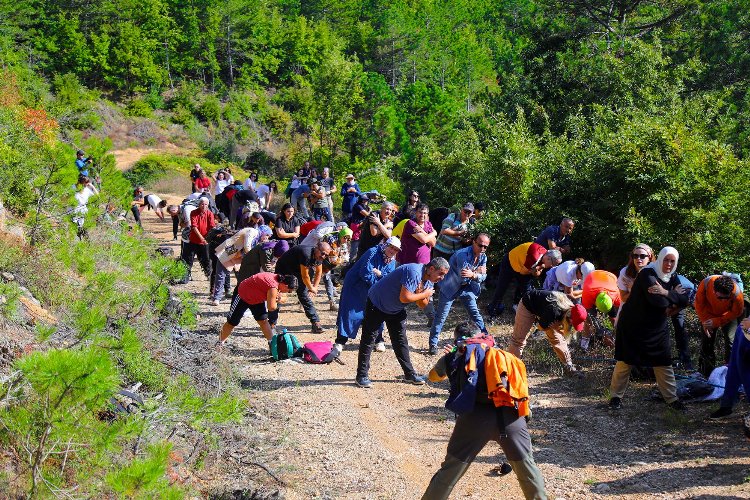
[385,236,401,250]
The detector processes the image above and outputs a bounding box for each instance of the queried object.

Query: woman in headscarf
[324,237,402,362]
[616,243,655,302]
[608,246,689,411]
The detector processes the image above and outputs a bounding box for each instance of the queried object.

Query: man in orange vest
[695,274,745,376]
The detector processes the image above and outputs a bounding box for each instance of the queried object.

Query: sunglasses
[632,253,649,260]
[463,209,473,214]
[476,243,489,249]
[716,294,732,300]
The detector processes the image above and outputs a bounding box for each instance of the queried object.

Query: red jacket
[695,275,744,328]
[189,209,215,244]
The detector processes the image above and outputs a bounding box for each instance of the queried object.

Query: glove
[267,309,279,325]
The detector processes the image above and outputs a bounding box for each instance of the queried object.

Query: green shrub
[197,95,222,124]
[125,97,154,118]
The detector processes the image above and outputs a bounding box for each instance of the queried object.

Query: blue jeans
[211,261,231,301]
[313,206,333,222]
[429,291,487,347]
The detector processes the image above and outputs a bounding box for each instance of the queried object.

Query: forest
[2,0,750,273]
[0,1,749,494]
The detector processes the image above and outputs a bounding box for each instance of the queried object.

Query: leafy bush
[125,97,154,118]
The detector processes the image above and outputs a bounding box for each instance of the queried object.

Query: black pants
[489,254,530,309]
[356,299,416,380]
[671,309,692,367]
[296,284,320,324]
[131,205,142,227]
[699,319,738,377]
[181,242,212,278]
[171,215,179,239]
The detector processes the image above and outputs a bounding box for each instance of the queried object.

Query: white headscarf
[648,246,679,283]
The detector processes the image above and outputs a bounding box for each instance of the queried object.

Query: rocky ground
[138,206,750,500]
[109,145,750,499]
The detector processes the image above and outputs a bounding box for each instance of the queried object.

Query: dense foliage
[5,0,747,275]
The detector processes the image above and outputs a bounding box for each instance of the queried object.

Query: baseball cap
[385,236,401,250]
[570,304,588,332]
[462,202,475,212]
[346,173,355,179]
[595,292,613,313]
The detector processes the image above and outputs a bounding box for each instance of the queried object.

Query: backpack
[270,328,302,361]
[445,343,489,415]
[299,341,334,364]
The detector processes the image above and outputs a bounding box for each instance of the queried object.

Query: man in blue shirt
[356,258,450,388]
[291,181,312,220]
[533,218,574,255]
[428,233,490,354]
[75,150,92,177]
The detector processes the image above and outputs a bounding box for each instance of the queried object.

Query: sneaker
[668,400,687,413]
[374,342,386,352]
[563,364,584,379]
[312,322,324,334]
[355,377,373,388]
[405,374,426,385]
[329,301,339,311]
[709,407,733,419]
[322,343,344,363]
[428,345,439,355]
[208,299,220,306]
[608,397,622,410]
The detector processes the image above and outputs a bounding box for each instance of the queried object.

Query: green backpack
[270,328,302,361]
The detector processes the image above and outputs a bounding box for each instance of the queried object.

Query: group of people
[128,161,750,500]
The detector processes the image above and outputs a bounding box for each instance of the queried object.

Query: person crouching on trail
[508,288,588,377]
[219,273,298,349]
[422,322,547,500]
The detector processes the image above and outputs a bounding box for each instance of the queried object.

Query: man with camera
[432,202,475,261]
[356,201,396,260]
[75,150,94,177]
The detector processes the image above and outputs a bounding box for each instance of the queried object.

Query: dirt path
[112,144,185,172]
[130,165,750,499]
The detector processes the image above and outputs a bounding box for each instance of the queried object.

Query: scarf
[648,246,679,283]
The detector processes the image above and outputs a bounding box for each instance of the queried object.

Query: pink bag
[301,341,334,364]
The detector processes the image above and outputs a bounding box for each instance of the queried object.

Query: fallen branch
[238,458,286,486]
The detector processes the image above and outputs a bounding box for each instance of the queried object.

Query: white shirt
[554,260,581,289]
[256,184,271,208]
[145,194,162,210]
[215,179,231,196]
[617,266,634,292]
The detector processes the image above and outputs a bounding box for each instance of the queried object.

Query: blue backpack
[269,328,302,361]
[445,343,489,415]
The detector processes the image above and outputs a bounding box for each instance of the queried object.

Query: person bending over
[219,273,298,348]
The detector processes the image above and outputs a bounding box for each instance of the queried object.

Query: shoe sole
[406,379,425,385]
[355,380,372,388]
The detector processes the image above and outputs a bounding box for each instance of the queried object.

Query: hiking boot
[668,400,687,413]
[329,300,339,311]
[374,342,386,352]
[428,345,439,356]
[208,299,220,306]
[355,377,373,388]
[608,397,622,410]
[710,407,733,419]
[405,374,426,385]
[311,322,324,334]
